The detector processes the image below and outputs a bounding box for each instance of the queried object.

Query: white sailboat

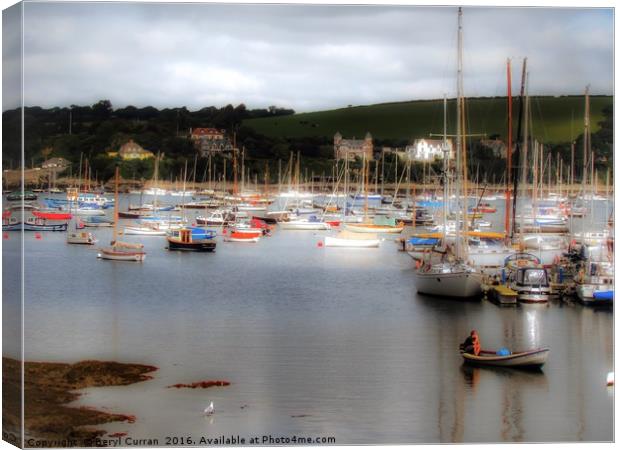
[98,167,146,262]
[413,8,482,299]
[324,153,381,248]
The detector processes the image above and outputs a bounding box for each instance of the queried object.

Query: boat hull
[224,236,260,243]
[167,238,216,252]
[576,284,614,306]
[324,236,380,248]
[414,268,482,298]
[123,226,167,236]
[345,224,403,234]
[97,248,146,261]
[462,348,550,369]
[487,285,518,305]
[279,221,331,230]
[23,223,68,232]
[67,232,96,245]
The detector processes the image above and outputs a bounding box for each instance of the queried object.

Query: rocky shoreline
[2,357,157,446]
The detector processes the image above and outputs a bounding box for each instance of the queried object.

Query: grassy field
[243,95,612,143]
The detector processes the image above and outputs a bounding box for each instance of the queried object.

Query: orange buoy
[3,233,8,240]
[35,233,42,240]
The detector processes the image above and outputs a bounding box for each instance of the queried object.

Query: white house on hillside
[405,138,454,161]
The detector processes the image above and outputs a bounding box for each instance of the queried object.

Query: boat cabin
[513,267,549,288]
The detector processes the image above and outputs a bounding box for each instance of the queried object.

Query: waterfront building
[334,131,373,160]
[116,140,156,160]
[191,127,234,156]
[405,138,454,161]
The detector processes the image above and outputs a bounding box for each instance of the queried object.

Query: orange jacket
[472,335,481,356]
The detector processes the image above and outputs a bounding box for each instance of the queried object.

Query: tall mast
[112,165,119,244]
[207,152,212,190]
[233,147,238,196]
[380,150,385,195]
[363,153,369,220]
[192,153,198,192]
[241,147,245,193]
[582,85,590,196]
[511,58,527,239]
[504,58,512,237]
[442,94,449,243]
[454,6,463,258]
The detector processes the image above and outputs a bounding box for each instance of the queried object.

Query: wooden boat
[461,348,550,369]
[98,243,146,261]
[167,228,216,252]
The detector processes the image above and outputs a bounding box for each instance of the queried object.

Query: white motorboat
[575,260,614,306]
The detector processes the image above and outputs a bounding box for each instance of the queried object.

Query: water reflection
[460,364,548,442]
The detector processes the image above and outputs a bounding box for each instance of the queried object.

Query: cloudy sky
[3,1,614,112]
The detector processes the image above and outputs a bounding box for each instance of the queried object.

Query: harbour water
[3,194,613,443]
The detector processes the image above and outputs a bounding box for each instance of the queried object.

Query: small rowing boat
[461,348,550,370]
[224,231,261,242]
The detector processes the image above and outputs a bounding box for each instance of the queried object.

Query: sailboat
[98,167,146,262]
[324,151,381,247]
[344,154,404,234]
[413,7,482,299]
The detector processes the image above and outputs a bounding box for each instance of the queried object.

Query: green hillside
[243,96,612,144]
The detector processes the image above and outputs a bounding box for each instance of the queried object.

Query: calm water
[3,194,614,444]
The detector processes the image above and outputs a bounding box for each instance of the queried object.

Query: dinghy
[461,348,550,370]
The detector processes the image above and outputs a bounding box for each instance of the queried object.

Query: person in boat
[459,330,481,356]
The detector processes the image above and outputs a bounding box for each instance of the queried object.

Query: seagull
[204,401,215,416]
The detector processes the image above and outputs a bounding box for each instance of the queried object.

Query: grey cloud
[8,2,613,112]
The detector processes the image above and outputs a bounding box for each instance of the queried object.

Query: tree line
[2,99,612,186]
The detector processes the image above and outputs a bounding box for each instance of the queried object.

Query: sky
[2,1,614,112]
